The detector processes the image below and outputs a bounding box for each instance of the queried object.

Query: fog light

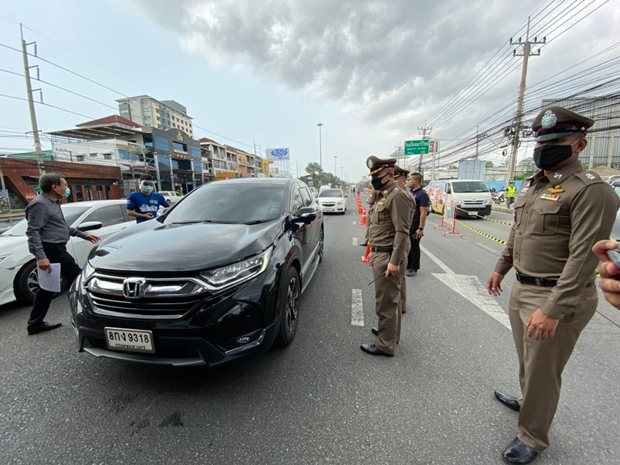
[236,336,250,344]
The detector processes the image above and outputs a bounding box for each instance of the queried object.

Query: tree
[305,162,323,187]
[485,161,494,168]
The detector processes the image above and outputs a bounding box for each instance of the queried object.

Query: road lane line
[421,245,511,330]
[352,237,358,246]
[352,221,357,225]
[351,289,364,326]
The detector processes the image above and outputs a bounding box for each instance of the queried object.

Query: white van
[427,179,492,218]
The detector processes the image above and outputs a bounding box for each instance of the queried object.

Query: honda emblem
[122,278,146,299]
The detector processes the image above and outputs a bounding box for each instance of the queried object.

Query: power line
[0,93,95,119]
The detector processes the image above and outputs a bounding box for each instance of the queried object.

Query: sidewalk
[492,205,513,214]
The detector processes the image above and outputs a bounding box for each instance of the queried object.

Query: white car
[159,191,184,204]
[317,188,346,214]
[0,200,135,306]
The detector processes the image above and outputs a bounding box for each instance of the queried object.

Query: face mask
[62,187,71,199]
[141,185,154,194]
[533,140,580,170]
[371,176,387,191]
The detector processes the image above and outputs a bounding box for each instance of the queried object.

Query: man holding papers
[25,173,100,335]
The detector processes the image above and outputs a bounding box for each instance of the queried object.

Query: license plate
[323,208,333,212]
[468,211,477,216]
[105,327,155,353]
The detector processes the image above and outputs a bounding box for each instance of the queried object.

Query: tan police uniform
[366,157,414,355]
[394,165,415,315]
[363,188,377,246]
[493,106,620,453]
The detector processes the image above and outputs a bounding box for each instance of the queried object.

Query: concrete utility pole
[506,17,545,183]
[317,123,324,168]
[20,24,44,176]
[154,152,162,191]
[418,121,432,172]
[334,156,338,176]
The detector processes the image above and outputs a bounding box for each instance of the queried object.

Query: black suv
[69,178,323,366]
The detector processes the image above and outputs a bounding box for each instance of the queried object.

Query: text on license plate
[468,211,477,216]
[105,327,155,353]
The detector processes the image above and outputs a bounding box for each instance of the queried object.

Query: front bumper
[456,205,492,217]
[69,265,280,367]
[320,204,346,213]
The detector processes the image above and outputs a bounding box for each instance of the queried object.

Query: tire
[318,228,324,263]
[274,266,301,347]
[15,260,66,304]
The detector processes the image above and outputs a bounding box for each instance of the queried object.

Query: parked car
[159,190,184,204]
[427,180,492,217]
[0,200,135,306]
[317,188,346,214]
[69,178,324,367]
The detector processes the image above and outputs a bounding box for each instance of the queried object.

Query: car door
[289,186,309,265]
[69,204,132,267]
[299,185,320,257]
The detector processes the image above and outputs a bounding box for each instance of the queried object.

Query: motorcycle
[492,192,505,205]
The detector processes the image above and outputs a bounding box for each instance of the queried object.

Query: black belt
[371,246,393,253]
[515,271,557,287]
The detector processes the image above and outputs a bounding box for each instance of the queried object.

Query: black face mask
[533,143,575,170]
[371,176,387,191]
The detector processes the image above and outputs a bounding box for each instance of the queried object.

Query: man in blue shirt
[126,174,169,224]
[406,173,430,276]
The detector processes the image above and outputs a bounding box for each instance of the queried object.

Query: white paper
[38,263,61,293]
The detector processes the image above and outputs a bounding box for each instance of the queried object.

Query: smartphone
[605,249,620,270]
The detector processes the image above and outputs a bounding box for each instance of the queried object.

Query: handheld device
[605,249,620,270]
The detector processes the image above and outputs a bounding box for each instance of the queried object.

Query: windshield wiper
[243,219,277,225]
[171,220,238,225]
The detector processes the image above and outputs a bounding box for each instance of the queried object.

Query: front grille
[322,202,336,207]
[85,272,209,319]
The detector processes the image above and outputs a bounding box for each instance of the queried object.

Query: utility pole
[21,24,44,176]
[506,17,545,183]
[317,123,324,168]
[418,120,432,172]
[334,156,337,176]
[154,152,162,191]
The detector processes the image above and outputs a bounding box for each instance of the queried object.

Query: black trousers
[28,242,81,330]
[407,218,421,271]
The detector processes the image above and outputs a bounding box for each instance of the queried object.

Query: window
[451,181,489,193]
[190,146,201,158]
[290,189,303,216]
[85,185,93,201]
[154,136,169,151]
[75,186,84,202]
[76,155,85,162]
[90,152,98,157]
[105,185,112,200]
[97,185,104,200]
[299,187,313,207]
[172,141,187,152]
[81,205,124,228]
[193,160,202,171]
[104,154,112,160]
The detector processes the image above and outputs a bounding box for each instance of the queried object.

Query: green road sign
[404,140,430,155]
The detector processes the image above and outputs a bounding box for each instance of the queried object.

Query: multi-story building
[117,95,194,137]
[541,97,620,168]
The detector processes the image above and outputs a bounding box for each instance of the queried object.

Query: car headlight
[485,200,492,205]
[338,200,345,205]
[455,201,462,206]
[200,248,272,290]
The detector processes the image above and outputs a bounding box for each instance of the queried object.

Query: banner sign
[266,148,290,161]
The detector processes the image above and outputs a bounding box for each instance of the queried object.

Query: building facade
[117,95,194,137]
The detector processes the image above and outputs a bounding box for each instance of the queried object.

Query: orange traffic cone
[361,243,371,263]
[360,209,367,226]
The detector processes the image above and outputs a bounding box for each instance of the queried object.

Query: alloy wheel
[286,276,300,333]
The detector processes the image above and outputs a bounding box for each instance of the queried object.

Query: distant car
[159,191,183,204]
[318,189,346,214]
[0,200,135,306]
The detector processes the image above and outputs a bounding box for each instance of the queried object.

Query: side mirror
[78,221,103,232]
[292,206,317,224]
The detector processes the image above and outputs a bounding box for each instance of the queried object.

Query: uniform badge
[586,173,596,180]
[541,110,558,129]
[518,187,529,197]
[553,173,562,179]
[547,185,564,194]
[540,193,560,201]
[367,159,374,169]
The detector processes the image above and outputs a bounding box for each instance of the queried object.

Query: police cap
[531,106,594,142]
[393,165,409,178]
[366,156,397,176]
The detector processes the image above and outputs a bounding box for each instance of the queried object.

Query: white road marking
[352,221,357,225]
[351,289,364,326]
[421,245,511,330]
[352,237,358,246]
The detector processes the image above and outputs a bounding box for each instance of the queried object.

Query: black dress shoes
[28,322,62,335]
[494,390,521,412]
[371,327,378,336]
[359,242,368,247]
[360,343,393,357]
[502,437,539,464]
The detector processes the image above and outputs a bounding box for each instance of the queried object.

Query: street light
[317,123,324,168]
[334,156,337,176]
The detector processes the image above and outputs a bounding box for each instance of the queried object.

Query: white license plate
[105,327,155,353]
[323,208,333,212]
[468,211,477,216]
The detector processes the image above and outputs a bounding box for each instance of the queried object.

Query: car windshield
[452,181,489,193]
[319,190,343,198]
[164,182,285,224]
[1,204,90,236]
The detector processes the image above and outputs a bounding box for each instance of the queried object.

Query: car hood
[318,197,344,202]
[90,219,284,272]
[0,235,27,255]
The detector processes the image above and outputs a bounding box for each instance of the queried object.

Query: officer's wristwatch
[418,227,424,230]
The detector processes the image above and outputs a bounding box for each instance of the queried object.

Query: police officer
[360,186,377,247]
[361,157,414,357]
[486,106,620,464]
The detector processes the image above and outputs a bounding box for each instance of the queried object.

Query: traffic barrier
[361,243,371,262]
[358,203,363,215]
[433,204,449,230]
[455,220,507,245]
[360,209,367,226]
[453,205,513,226]
[442,202,462,238]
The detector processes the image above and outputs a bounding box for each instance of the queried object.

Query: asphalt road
[1,196,620,465]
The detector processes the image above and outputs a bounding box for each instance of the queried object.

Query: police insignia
[586,173,596,180]
[547,185,564,194]
[541,110,558,129]
[553,173,562,179]
[540,193,560,201]
[366,159,374,169]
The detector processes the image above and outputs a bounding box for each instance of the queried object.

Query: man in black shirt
[406,173,430,276]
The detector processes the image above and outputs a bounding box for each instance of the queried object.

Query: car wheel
[15,261,38,303]
[274,266,301,347]
[318,227,324,263]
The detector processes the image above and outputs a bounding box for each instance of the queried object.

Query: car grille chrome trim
[85,272,210,319]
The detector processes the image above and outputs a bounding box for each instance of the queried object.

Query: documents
[38,263,61,292]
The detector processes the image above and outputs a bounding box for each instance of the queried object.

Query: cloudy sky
[0,0,618,181]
